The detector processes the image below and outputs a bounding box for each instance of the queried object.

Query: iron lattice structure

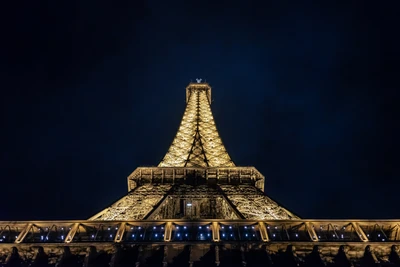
[89,82,297,221]
[1,81,400,266]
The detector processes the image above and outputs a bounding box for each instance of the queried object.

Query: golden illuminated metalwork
[159,83,234,168]
[90,82,297,221]
[1,81,398,266]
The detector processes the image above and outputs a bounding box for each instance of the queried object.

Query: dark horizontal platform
[0,219,398,244]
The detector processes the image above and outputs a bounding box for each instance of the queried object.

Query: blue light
[230,234,233,237]
[153,226,156,229]
[132,234,135,237]
[245,234,248,237]
[199,226,202,229]
[155,234,158,237]
[91,235,94,238]
[208,234,210,236]
[244,226,247,229]
[41,236,44,240]
[185,234,188,237]
[178,234,180,237]
[140,234,143,237]
[61,235,64,239]
[138,227,141,230]
[184,226,187,229]
[229,226,232,229]
[177,226,179,229]
[110,234,112,238]
[222,234,225,237]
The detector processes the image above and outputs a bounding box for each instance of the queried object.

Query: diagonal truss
[219,185,299,220]
[158,83,234,168]
[89,184,172,221]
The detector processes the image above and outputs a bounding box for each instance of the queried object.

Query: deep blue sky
[1,1,399,220]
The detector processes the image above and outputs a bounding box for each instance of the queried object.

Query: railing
[0,219,399,244]
[127,167,265,192]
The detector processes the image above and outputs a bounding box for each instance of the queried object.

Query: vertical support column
[352,222,368,242]
[164,222,173,242]
[65,223,80,243]
[215,246,220,267]
[188,245,194,267]
[394,225,400,241]
[212,222,220,242]
[305,222,319,242]
[258,222,269,242]
[114,222,126,243]
[240,245,246,267]
[136,246,144,267]
[15,223,32,244]
[162,246,168,267]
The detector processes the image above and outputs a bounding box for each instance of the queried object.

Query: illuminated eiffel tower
[89,80,298,221]
[1,80,399,267]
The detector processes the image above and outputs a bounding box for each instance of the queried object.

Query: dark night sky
[1,1,399,220]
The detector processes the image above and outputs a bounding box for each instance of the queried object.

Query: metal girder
[212,222,220,242]
[352,222,368,242]
[114,222,126,243]
[65,223,79,243]
[305,222,319,242]
[258,222,269,242]
[164,222,173,242]
[14,223,32,244]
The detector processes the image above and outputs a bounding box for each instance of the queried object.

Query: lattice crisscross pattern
[219,185,299,220]
[90,185,172,220]
[159,84,234,167]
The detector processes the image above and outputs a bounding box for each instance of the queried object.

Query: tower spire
[158,82,235,167]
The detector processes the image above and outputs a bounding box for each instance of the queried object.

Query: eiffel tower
[0,81,399,267]
[89,81,298,222]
